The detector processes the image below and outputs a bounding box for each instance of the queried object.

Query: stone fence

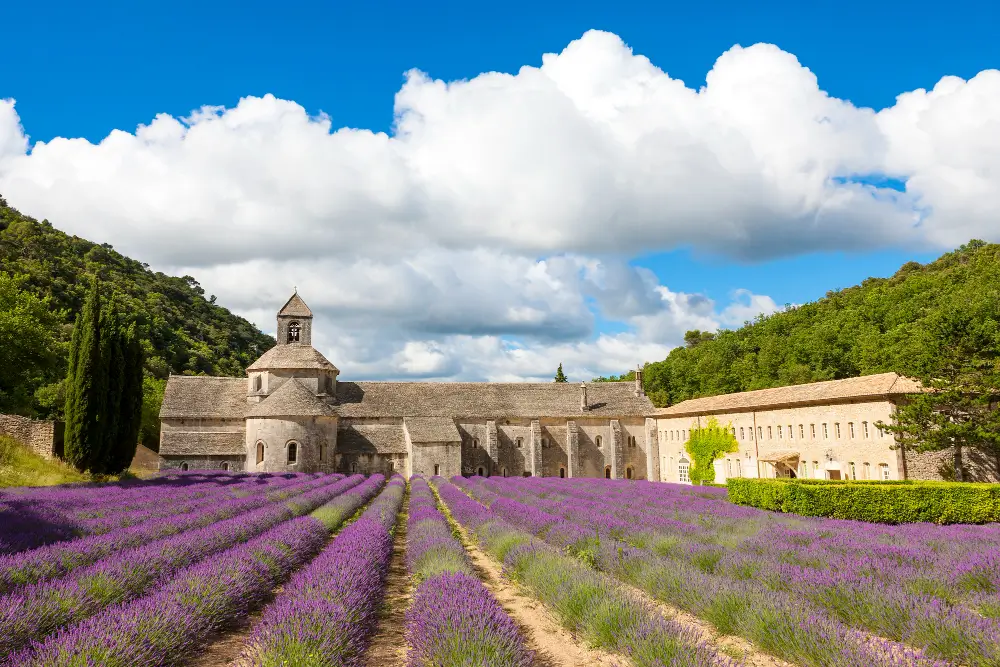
[0,414,64,460]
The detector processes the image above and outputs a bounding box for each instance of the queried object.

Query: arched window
[596,435,603,448]
[256,441,265,465]
[604,466,611,479]
[472,438,479,449]
[287,322,301,343]
[515,437,523,449]
[287,442,298,464]
[180,462,189,471]
[351,461,358,473]
[221,462,229,471]
[477,466,484,476]
[559,467,566,478]
[625,466,634,480]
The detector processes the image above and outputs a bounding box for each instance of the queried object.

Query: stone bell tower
[276,291,313,346]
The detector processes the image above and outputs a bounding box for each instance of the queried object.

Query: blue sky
[0,0,996,379]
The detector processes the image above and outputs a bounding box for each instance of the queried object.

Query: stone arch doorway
[604,466,611,479]
[559,467,566,478]
[477,466,484,476]
[625,466,634,480]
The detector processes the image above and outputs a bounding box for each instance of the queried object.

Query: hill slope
[0,196,275,444]
[642,240,1000,407]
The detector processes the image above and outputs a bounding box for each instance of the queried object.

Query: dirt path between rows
[452,522,623,667]
[363,495,412,667]
[185,589,276,667]
[620,579,792,667]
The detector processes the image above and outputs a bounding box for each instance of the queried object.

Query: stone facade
[0,414,63,459]
[655,374,933,483]
[158,293,656,478]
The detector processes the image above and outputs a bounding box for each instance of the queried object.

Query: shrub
[727,478,1000,524]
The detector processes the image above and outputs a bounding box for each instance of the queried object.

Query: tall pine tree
[110,322,144,473]
[554,363,568,383]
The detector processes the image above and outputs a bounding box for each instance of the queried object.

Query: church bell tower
[276,291,313,346]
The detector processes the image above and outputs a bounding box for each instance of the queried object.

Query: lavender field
[1,472,996,666]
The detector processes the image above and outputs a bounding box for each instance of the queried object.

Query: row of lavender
[237,474,407,665]
[0,472,364,659]
[7,473,388,666]
[460,475,988,666]
[432,476,740,667]
[406,475,532,667]
[0,470,316,554]
[0,472,344,594]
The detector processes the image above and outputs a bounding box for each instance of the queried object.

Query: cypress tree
[64,279,104,472]
[109,323,144,473]
[100,306,125,475]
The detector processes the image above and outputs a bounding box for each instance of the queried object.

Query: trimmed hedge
[727,478,1000,524]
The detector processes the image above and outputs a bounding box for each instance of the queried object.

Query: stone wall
[0,414,63,459]
[245,416,338,473]
[158,455,245,472]
[904,446,1000,482]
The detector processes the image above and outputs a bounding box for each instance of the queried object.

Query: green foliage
[592,370,636,383]
[554,363,568,383]
[64,279,106,472]
[727,478,1000,524]
[684,417,738,485]
[63,280,146,474]
[0,199,275,421]
[0,273,66,415]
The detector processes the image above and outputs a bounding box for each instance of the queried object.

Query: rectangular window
[849,422,855,438]
[768,426,773,439]
[678,462,690,484]
[864,462,871,479]
[757,426,763,440]
[812,461,819,476]
[740,427,745,440]
[810,424,816,439]
[822,423,828,439]
[735,459,742,477]
[849,461,857,480]
[799,424,804,439]
[788,424,793,439]
[835,423,841,439]
[777,425,783,439]
[799,461,807,477]
[879,463,890,481]
[434,464,440,476]
[727,459,732,476]
[863,421,869,438]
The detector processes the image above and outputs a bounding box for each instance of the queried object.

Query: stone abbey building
[158,293,656,478]
[160,293,976,481]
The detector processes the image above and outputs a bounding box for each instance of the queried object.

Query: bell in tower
[276,291,313,346]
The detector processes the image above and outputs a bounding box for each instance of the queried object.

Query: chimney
[634,364,644,397]
[580,382,589,412]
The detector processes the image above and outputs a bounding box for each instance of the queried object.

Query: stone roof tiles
[246,344,339,372]
[159,376,247,419]
[277,293,313,317]
[159,431,245,456]
[246,379,337,418]
[335,381,653,418]
[655,372,923,417]
[337,424,406,454]
[404,417,462,443]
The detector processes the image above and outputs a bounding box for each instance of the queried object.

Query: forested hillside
[638,240,1000,408]
[0,196,275,446]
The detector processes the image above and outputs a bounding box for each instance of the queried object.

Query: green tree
[877,295,1000,481]
[109,322,144,473]
[64,279,107,472]
[554,363,568,383]
[684,417,738,484]
[0,273,63,415]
